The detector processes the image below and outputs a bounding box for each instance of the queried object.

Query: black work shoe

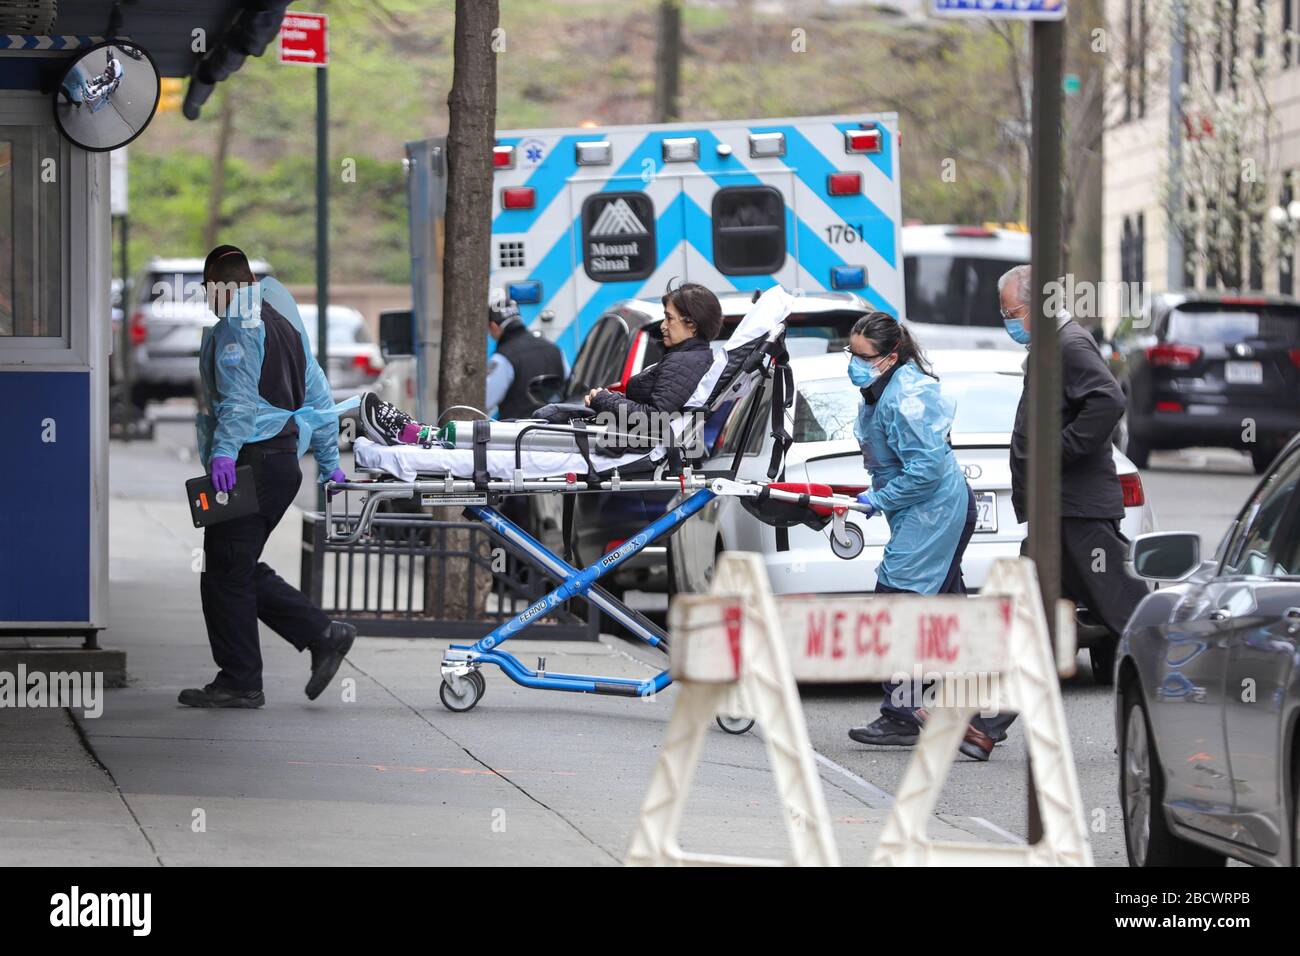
[306,621,356,700]
[178,684,265,708]
[359,391,414,446]
[848,714,922,747]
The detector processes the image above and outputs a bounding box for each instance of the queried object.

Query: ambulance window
[0,128,64,338]
[712,186,786,276]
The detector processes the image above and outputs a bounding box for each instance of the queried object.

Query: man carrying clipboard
[182,245,358,709]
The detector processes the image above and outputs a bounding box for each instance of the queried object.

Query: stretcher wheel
[829,523,865,560]
[716,715,755,735]
[440,673,484,712]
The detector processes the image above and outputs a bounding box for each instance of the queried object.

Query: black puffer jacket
[590,336,714,418]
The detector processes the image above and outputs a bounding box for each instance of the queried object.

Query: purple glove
[327,467,347,499]
[210,456,237,493]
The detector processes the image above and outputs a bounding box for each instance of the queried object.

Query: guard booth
[0,1,291,656]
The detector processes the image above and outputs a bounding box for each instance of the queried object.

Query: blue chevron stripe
[750,124,896,268]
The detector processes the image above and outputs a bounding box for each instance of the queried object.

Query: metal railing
[300,510,597,641]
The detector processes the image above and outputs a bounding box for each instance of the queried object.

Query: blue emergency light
[508,281,542,304]
[830,266,866,290]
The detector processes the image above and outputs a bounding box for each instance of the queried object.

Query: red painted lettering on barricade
[917,614,961,663]
[724,604,743,678]
[854,610,891,656]
[831,611,846,659]
[805,612,826,658]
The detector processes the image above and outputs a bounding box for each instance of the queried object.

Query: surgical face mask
[1003,317,1031,346]
[848,354,888,387]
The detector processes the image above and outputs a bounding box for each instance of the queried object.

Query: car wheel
[1293,753,1299,867]
[1119,683,1226,867]
[1089,639,1116,686]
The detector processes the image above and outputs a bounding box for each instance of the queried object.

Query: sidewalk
[2,432,988,865]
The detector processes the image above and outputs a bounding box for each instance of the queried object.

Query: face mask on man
[1002,315,1031,346]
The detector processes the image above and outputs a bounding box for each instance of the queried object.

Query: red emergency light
[827,172,861,196]
[501,187,536,210]
[844,127,882,154]
[493,145,515,169]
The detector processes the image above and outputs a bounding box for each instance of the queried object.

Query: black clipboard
[186,467,259,528]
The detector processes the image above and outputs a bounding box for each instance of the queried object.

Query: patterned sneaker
[360,391,415,446]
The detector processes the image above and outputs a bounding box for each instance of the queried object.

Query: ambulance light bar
[662,137,700,162]
[493,145,515,169]
[508,281,542,304]
[844,127,882,154]
[576,141,612,166]
[501,187,536,210]
[830,266,866,290]
[748,132,786,158]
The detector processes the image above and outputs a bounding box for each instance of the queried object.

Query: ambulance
[407,113,905,364]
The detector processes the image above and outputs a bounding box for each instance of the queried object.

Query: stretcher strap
[472,419,491,489]
[766,359,793,480]
[570,420,599,483]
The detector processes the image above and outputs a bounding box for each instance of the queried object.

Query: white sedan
[668,348,1157,682]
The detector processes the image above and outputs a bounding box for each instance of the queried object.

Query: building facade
[1103,0,1300,332]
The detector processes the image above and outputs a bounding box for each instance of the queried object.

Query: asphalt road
[137,404,1263,865]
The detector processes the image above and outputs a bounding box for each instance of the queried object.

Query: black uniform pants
[1059,516,1150,637]
[200,449,330,692]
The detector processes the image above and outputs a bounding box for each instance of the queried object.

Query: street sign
[932,0,1066,19]
[278,12,328,67]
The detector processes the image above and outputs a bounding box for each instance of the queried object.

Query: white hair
[997,264,1032,305]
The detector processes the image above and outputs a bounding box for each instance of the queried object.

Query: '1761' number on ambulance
[825,223,866,244]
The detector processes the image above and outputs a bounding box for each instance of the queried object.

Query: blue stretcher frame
[447,486,717,697]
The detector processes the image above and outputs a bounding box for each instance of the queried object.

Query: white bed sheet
[352,436,662,482]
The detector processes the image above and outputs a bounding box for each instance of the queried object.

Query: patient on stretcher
[357,282,725,449]
[350,282,791,483]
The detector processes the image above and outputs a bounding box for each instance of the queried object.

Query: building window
[1255,0,1267,60]
[1285,0,1296,68]
[1183,198,1197,288]
[0,126,64,339]
[712,186,787,276]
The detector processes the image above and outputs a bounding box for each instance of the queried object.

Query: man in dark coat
[1001,264,1149,681]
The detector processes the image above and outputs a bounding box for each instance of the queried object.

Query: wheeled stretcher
[324,287,873,726]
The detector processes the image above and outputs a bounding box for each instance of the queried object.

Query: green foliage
[122,0,1025,284]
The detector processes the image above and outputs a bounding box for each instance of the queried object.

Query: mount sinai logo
[589,197,648,236]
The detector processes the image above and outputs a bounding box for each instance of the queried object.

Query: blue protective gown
[853,360,968,594]
[196,277,359,483]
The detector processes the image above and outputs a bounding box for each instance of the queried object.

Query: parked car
[299,304,385,402]
[127,256,272,409]
[901,224,1029,351]
[1116,433,1300,866]
[668,348,1156,683]
[1110,291,1300,473]
[564,291,874,595]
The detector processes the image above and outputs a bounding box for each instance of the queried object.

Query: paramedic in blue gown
[842,312,1005,761]
[181,245,357,709]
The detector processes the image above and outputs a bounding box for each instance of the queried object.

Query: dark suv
[1110,292,1300,473]
[562,291,871,594]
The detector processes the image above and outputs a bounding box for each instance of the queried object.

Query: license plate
[1225,360,1263,385]
[975,491,998,533]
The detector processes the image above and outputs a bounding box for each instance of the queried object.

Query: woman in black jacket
[584,282,722,418]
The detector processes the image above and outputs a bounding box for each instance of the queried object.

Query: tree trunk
[653,0,682,123]
[203,89,234,250]
[433,0,499,620]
